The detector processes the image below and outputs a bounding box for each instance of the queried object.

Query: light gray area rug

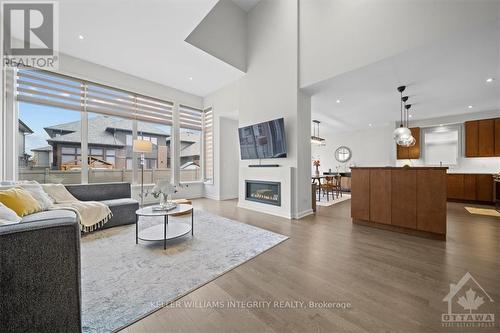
[80,209,287,333]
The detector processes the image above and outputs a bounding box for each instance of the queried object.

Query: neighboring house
[31,146,53,168]
[18,119,33,168]
[30,115,200,170]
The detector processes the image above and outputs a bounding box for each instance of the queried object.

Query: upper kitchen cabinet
[495,118,500,156]
[465,118,499,157]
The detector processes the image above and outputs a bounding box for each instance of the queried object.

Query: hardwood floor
[121,199,500,333]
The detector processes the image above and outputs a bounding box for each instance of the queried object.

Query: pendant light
[393,86,411,144]
[311,120,325,144]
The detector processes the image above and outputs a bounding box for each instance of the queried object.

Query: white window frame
[422,124,461,166]
[5,68,208,187]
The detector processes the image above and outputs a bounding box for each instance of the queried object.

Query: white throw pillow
[18,181,54,210]
[0,202,22,224]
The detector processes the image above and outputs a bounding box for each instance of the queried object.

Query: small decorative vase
[315,166,320,177]
[159,193,168,209]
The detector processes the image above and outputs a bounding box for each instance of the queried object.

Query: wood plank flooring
[120,199,500,333]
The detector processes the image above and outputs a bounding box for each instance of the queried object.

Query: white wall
[58,53,202,108]
[219,117,239,199]
[186,0,247,72]
[311,124,395,174]
[203,81,240,200]
[299,0,500,88]
[238,0,312,218]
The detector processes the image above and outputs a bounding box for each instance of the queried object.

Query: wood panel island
[351,167,448,240]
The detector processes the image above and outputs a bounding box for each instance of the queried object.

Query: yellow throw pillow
[0,187,42,217]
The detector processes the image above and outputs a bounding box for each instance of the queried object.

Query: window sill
[180,180,204,185]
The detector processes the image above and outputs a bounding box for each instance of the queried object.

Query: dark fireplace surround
[245,180,281,206]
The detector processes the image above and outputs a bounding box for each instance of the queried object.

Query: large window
[203,107,213,183]
[18,101,82,184]
[424,125,460,166]
[179,105,202,182]
[14,68,197,185]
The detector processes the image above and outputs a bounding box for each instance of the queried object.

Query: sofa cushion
[0,187,42,217]
[21,210,78,224]
[65,183,131,201]
[0,202,21,225]
[100,198,138,208]
[99,198,138,229]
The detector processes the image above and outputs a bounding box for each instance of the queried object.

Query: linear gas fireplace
[245,180,281,206]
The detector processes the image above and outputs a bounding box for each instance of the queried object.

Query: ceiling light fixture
[468,105,473,109]
[311,120,325,145]
[486,78,495,83]
[189,77,193,81]
[393,86,413,147]
[78,34,84,40]
[336,99,341,103]
[369,123,372,127]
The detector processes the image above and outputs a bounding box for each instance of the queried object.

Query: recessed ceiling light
[336,99,341,103]
[486,78,495,83]
[409,114,413,118]
[368,123,372,127]
[78,34,84,40]
[189,77,193,81]
[468,105,473,109]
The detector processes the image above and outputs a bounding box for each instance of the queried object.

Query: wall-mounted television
[238,118,287,160]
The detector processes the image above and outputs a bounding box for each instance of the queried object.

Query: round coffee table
[135,204,193,250]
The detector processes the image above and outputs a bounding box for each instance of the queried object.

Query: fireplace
[245,180,281,206]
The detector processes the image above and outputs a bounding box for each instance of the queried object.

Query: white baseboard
[293,209,314,219]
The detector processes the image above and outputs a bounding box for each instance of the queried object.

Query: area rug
[465,206,500,217]
[316,193,351,206]
[80,209,288,333]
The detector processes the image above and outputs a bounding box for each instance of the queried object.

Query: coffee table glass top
[136,204,193,216]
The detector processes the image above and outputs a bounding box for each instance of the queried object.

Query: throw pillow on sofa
[18,181,54,210]
[0,202,22,225]
[41,184,78,203]
[0,187,42,217]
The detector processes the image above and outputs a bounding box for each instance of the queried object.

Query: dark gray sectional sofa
[0,182,139,333]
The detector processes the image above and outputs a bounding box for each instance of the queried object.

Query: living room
[1,1,499,333]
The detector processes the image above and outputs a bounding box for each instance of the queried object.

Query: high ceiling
[306,19,500,132]
[51,0,246,97]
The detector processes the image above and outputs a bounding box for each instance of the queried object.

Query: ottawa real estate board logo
[442,272,495,328]
[2,1,59,69]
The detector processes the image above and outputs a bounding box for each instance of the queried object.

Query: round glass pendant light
[393,125,411,141]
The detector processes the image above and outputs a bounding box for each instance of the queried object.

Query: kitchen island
[351,167,448,240]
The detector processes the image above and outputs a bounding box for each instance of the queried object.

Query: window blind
[16,69,174,125]
[203,107,213,182]
[16,68,83,112]
[179,104,202,131]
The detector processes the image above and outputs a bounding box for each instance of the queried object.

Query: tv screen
[238,118,287,160]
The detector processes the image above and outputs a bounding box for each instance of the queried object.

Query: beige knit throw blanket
[42,184,112,232]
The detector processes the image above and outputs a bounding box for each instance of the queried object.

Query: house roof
[19,119,34,134]
[32,145,53,152]
[44,115,171,146]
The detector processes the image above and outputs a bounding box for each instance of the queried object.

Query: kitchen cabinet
[446,173,494,203]
[351,167,447,240]
[495,118,500,156]
[465,121,479,157]
[465,118,499,157]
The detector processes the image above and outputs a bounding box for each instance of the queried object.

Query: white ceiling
[49,0,245,97]
[306,19,500,132]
